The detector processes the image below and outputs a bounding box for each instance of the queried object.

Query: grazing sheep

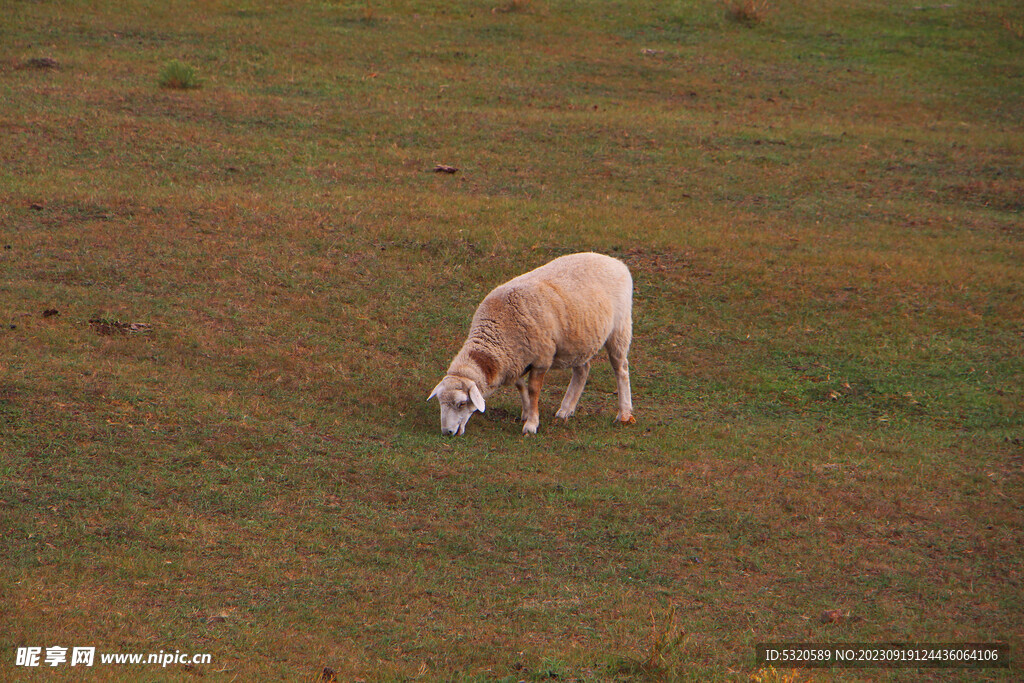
[428,252,634,436]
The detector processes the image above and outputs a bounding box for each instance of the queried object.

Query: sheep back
[453,252,632,387]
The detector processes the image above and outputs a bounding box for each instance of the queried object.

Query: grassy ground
[2,0,1022,680]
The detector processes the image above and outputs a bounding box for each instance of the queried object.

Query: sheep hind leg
[522,367,547,435]
[555,361,590,419]
[606,331,634,424]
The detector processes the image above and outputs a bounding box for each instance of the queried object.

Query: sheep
[428,252,635,436]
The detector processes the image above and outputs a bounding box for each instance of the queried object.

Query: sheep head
[427,375,486,436]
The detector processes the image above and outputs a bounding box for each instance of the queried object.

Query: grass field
[2,0,1022,680]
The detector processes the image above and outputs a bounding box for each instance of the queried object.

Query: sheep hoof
[617,414,636,425]
[554,408,573,420]
[522,422,539,435]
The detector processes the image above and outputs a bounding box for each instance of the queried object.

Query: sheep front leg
[515,376,530,422]
[555,361,590,419]
[522,367,547,435]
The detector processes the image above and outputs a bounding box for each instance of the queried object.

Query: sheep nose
[442,427,455,436]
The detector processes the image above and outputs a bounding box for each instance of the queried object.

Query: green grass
[157,59,200,90]
[2,0,1022,680]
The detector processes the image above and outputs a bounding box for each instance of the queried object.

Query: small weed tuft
[532,657,567,679]
[751,666,813,682]
[158,59,200,89]
[493,0,531,14]
[645,605,687,672]
[724,0,771,26]
[1002,14,1024,40]
[606,606,687,678]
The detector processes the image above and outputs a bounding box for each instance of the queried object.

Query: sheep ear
[468,382,486,413]
[428,381,444,402]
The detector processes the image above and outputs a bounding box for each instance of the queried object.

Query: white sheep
[428,252,635,435]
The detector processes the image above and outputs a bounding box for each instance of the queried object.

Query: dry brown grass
[724,0,772,26]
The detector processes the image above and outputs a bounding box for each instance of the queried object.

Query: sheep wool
[428,252,634,435]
